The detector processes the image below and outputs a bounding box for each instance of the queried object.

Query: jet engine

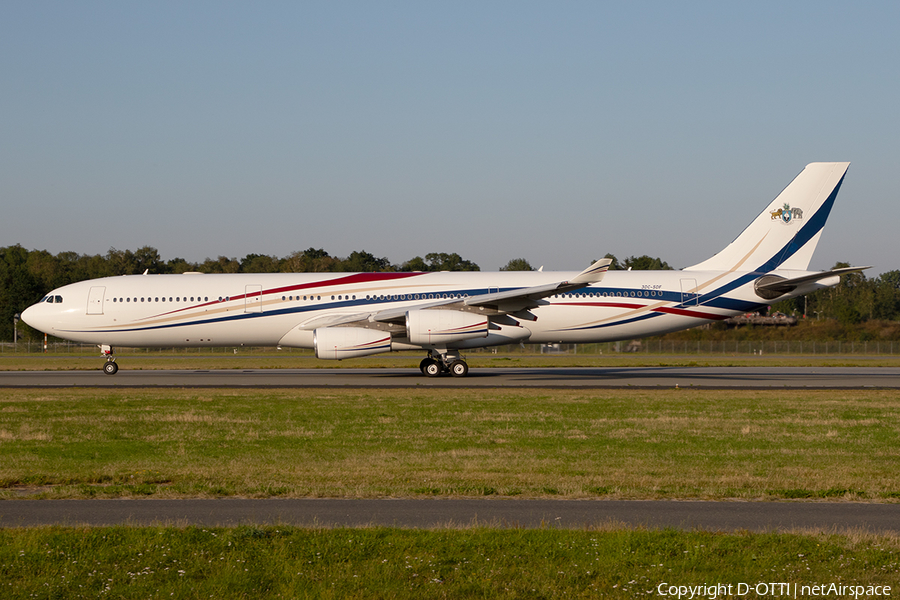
[314,327,391,360]
[406,309,489,346]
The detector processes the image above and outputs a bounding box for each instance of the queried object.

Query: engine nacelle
[314,327,392,360]
[406,309,488,346]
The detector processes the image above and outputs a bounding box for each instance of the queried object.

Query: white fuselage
[21,268,818,351]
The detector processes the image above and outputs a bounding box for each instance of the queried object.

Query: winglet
[568,258,613,285]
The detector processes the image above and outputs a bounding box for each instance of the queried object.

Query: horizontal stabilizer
[754,266,870,300]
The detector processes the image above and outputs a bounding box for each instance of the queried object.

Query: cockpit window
[54,296,62,303]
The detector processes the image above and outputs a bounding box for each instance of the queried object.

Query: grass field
[3,387,899,596]
[2,526,899,599]
[1,388,898,500]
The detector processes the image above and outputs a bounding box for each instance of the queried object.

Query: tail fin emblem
[771,203,803,224]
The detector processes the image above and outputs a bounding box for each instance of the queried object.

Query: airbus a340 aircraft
[23,162,867,377]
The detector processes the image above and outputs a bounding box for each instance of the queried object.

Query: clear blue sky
[2,1,898,273]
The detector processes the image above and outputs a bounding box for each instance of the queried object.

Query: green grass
[1,526,898,599]
[2,388,899,500]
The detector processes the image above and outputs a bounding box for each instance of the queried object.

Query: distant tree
[873,270,900,320]
[25,249,65,291]
[166,257,197,274]
[623,255,672,270]
[240,254,281,273]
[0,245,43,341]
[500,258,534,271]
[105,247,138,275]
[341,250,392,272]
[399,256,429,272]
[199,256,240,273]
[132,246,165,274]
[423,252,480,272]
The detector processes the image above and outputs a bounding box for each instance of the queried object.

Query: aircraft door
[87,286,106,315]
[244,285,263,313]
[680,279,699,306]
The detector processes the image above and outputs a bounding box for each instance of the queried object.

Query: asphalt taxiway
[1,366,899,388]
[2,498,898,533]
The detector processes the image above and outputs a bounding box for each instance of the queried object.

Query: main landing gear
[419,350,469,378]
[100,345,118,375]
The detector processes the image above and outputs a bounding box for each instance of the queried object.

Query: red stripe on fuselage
[557,301,728,322]
[652,306,729,320]
[142,272,425,319]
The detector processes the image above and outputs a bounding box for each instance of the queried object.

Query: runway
[2,499,898,533]
[2,366,900,388]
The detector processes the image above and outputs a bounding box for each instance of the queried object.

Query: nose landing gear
[100,345,118,375]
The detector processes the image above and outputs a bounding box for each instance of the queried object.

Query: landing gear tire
[103,361,119,375]
[423,360,442,377]
[420,357,435,374]
[448,360,469,377]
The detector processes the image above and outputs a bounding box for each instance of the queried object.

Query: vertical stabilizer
[685,162,849,272]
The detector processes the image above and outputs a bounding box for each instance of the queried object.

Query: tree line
[1,244,897,341]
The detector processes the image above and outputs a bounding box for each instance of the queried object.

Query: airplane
[22,162,868,377]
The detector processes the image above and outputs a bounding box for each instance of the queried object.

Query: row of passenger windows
[279,293,467,302]
[556,291,665,299]
[112,296,209,303]
[104,290,670,306]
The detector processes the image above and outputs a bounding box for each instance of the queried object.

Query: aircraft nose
[21,303,47,333]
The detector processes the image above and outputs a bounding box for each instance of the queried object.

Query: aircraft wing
[463,257,613,311]
[298,258,613,330]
